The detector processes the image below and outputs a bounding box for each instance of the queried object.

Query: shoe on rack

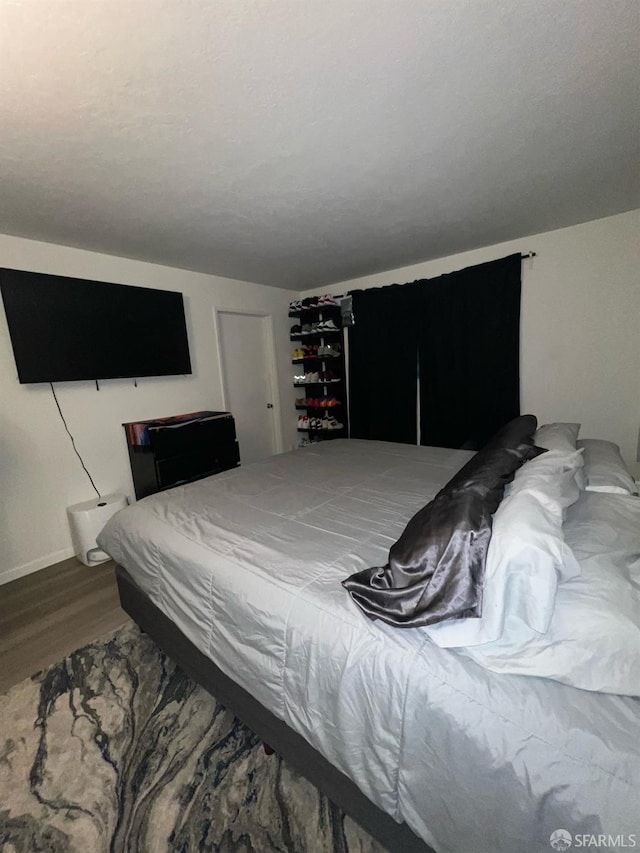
[305,371,320,383]
[321,318,339,331]
[290,324,301,335]
[326,416,343,429]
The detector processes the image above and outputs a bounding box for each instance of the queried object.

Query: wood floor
[0,556,127,694]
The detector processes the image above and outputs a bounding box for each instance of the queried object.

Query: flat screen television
[0,268,192,383]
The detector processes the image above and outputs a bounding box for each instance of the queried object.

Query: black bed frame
[116,566,434,853]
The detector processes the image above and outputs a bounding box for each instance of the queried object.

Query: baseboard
[0,546,76,586]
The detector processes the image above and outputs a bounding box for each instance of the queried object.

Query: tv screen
[0,268,192,383]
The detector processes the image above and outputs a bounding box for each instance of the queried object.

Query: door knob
[267,403,273,408]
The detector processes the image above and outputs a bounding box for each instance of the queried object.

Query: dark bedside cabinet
[124,411,240,499]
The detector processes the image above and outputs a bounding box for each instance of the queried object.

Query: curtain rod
[520,251,536,259]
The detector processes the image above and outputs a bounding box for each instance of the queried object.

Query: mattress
[99,439,640,853]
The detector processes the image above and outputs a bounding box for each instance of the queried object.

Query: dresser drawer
[149,415,236,460]
[156,445,238,490]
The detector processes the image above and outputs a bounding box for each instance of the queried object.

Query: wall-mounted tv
[0,268,192,384]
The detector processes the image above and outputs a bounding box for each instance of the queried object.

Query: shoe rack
[289,295,348,445]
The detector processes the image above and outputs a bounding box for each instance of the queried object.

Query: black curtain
[348,282,420,444]
[418,254,522,449]
[347,254,522,448]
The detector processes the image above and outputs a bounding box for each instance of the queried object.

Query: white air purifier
[67,493,128,566]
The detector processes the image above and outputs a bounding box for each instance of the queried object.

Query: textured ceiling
[0,0,638,289]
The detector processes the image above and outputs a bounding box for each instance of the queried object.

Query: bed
[99,439,640,853]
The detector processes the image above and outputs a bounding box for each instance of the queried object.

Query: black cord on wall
[49,382,101,500]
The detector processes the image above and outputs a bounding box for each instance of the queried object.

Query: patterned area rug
[0,622,384,853]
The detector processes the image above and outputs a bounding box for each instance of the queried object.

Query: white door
[217,311,278,464]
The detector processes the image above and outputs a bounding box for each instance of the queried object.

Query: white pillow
[578,438,638,496]
[534,423,587,489]
[462,491,640,696]
[534,422,580,454]
[424,449,582,649]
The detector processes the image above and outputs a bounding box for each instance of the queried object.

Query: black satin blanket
[343,415,543,627]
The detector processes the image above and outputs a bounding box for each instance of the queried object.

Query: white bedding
[463,491,640,694]
[99,439,640,853]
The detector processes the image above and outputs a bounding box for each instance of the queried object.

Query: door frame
[212,306,284,456]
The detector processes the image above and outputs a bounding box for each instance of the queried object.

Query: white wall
[302,210,640,464]
[0,235,298,584]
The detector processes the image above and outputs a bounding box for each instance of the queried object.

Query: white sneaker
[321,319,339,331]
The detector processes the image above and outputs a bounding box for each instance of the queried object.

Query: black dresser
[124,411,240,499]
